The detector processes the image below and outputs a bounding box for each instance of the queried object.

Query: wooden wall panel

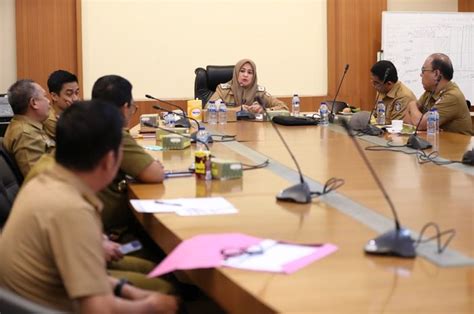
[459,0,474,12]
[16,0,82,95]
[327,0,387,110]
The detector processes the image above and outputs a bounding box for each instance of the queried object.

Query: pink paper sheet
[148,233,337,277]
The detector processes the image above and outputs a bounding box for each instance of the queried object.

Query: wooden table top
[129,122,474,313]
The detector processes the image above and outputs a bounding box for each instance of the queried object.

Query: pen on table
[154,200,182,206]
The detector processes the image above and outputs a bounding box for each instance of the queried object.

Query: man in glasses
[91,75,166,261]
[370,60,416,125]
[404,53,472,135]
[3,79,55,177]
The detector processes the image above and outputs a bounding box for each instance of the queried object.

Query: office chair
[0,287,59,313]
[0,138,23,227]
[467,100,471,110]
[325,100,348,114]
[194,65,234,105]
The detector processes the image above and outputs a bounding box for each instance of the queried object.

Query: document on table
[130,197,238,216]
[221,239,328,273]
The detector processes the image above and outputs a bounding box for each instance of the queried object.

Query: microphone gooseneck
[328,64,350,122]
[255,96,311,204]
[341,119,415,258]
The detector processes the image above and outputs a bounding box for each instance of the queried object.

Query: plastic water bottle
[427,108,436,135]
[292,94,300,117]
[433,108,440,133]
[218,101,227,125]
[207,101,218,124]
[195,126,210,151]
[319,102,329,126]
[164,113,175,128]
[376,101,385,125]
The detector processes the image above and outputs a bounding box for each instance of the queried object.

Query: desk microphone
[255,96,312,203]
[145,94,191,128]
[152,105,213,143]
[236,84,255,120]
[341,119,415,257]
[406,76,441,150]
[328,64,349,123]
[360,67,391,136]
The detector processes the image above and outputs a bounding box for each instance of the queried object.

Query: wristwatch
[113,278,129,297]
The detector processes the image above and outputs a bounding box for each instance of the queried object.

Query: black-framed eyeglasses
[421,67,435,74]
[220,245,264,260]
[129,102,138,115]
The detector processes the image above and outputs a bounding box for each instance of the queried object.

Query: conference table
[129,119,474,313]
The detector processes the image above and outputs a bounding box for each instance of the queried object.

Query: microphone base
[364,228,416,258]
[276,182,312,204]
[360,124,383,136]
[236,110,255,120]
[190,131,214,143]
[175,118,191,129]
[328,113,336,123]
[406,135,432,150]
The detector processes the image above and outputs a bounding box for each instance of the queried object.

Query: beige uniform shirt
[99,129,155,234]
[2,115,55,177]
[43,108,59,140]
[209,83,289,111]
[0,164,110,311]
[418,81,472,135]
[378,81,416,124]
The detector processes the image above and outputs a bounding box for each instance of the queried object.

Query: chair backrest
[194,65,234,105]
[325,100,348,114]
[0,287,59,313]
[0,138,23,227]
[467,100,471,110]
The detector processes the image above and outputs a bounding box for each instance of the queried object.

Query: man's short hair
[56,100,123,171]
[371,60,398,84]
[91,75,132,108]
[47,70,78,95]
[430,53,454,81]
[7,79,37,115]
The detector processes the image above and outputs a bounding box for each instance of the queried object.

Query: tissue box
[161,134,191,150]
[211,158,243,180]
[156,127,189,144]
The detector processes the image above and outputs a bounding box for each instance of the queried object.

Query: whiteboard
[382,11,474,101]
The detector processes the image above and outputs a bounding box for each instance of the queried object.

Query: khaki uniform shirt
[2,115,55,177]
[418,81,472,135]
[99,129,155,234]
[209,83,289,111]
[378,81,416,124]
[0,164,110,311]
[43,108,59,140]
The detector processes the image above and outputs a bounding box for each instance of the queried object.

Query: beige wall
[0,0,16,93]
[388,0,457,11]
[81,0,327,100]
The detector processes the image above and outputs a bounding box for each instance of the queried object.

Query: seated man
[2,79,55,177]
[404,53,472,135]
[44,70,80,139]
[91,75,166,259]
[370,60,416,125]
[0,100,177,312]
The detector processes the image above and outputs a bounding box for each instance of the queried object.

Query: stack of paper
[130,197,238,216]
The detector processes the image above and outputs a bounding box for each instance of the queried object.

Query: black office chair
[467,100,471,110]
[0,287,59,313]
[325,100,348,114]
[194,65,234,106]
[0,138,23,228]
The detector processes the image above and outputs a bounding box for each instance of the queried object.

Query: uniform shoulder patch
[394,101,402,112]
[257,85,265,92]
[220,83,231,89]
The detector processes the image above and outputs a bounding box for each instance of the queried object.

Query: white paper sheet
[130,197,238,216]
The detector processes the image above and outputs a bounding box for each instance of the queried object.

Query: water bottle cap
[293,93,298,96]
